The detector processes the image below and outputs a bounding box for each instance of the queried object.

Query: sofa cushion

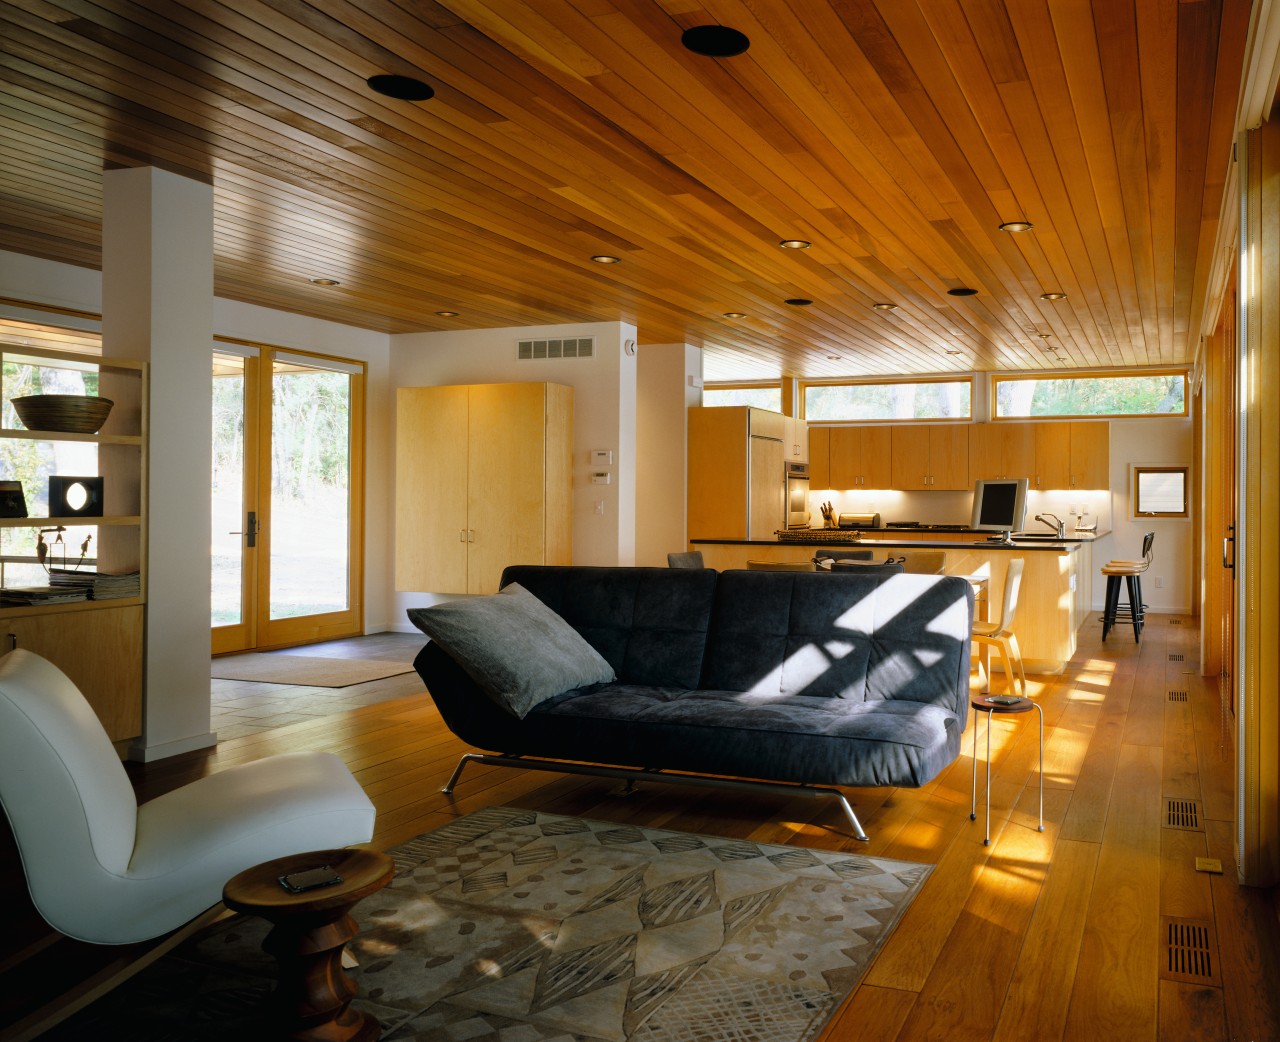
[407,583,614,718]
[500,565,718,689]
[702,571,972,711]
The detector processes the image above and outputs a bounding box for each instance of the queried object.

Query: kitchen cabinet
[688,406,786,540]
[0,345,147,742]
[782,415,808,462]
[1033,421,1109,489]
[969,423,1036,481]
[809,425,893,489]
[395,382,572,595]
[890,424,969,490]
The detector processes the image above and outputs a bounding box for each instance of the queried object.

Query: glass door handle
[230,511,259,548]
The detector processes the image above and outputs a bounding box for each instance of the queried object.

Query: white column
[101,166,216,761]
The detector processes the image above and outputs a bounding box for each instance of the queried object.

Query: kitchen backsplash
[804,487,1113,530]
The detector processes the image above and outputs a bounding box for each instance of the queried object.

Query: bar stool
[1101,532,1155,641]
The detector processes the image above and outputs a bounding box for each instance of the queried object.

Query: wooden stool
[1100,532,1155,642]
[223,846,394,1042]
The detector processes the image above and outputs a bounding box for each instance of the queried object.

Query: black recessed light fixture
[1040,291,1068,301]
[778,239,811,250]
[999,220,1034,233]
[947,287,978,297]
[871,302,898,311]
[784,298,813,306]
[434,310,459,317]
[590,254,621,264]
[308,277,340,286]
[367,74,434,101]
[722,311,747,319]
[681,24,750,57]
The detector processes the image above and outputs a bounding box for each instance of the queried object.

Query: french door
[212,346,364,653]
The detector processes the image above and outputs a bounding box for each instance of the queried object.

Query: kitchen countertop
[691,531,1108,551]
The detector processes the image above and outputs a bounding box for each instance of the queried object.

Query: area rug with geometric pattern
[42,806,932,1042]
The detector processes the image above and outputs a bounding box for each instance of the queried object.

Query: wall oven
[786,461,810,529]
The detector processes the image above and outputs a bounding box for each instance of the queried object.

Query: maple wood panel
[0,0,1252,379]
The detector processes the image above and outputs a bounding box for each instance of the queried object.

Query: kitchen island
[691,532,1104,673]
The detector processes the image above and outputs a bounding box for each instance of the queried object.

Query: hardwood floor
[6,615,1280,1040]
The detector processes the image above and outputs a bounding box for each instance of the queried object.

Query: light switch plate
[591,472,611,485]
[591,449,613,465]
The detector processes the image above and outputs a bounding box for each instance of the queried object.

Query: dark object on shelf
[0,585,87,605]
[0,480,26,518]
[11,394,114,434]
[48,475,104,517]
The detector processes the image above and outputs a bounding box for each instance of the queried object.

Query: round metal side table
[970,695,1044,846]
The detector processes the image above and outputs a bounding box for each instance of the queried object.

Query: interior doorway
[211,345,365,654]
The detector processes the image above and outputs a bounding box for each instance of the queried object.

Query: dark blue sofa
[413,565,974,839]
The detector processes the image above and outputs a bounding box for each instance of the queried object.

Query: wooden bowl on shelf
[11,394,114,434]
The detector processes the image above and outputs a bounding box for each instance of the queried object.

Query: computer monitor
[970,478,1029,535]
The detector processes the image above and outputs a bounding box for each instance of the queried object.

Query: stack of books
[48,569,141,600]
[0,585,88,606]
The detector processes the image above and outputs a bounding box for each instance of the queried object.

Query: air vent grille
[1168,690,1188,702]
[1159,917,1220,984]
[1169,618,1183,625]
[1169,653,1185,662]
[517,337,595,360]
[1165,798,1203,831]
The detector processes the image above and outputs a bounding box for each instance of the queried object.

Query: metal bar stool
[1101,532,1155,642]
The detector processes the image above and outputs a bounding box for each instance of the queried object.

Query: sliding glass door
[212,346,364,653]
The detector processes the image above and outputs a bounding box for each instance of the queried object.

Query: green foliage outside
[804,380,971,421]
[995,373,1185,417]
[702,386,782,411]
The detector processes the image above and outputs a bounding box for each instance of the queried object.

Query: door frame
[212,340,366,653]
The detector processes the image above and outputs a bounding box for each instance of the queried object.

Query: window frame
[1131,465,1190,519]
[799,375,973,423]
[988,367,1190,421]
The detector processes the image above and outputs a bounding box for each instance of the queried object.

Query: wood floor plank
[1157,980,1227,1042]
[817,983,917,1042]
[990,837,1100,1042]
[1062,742,1163,1042]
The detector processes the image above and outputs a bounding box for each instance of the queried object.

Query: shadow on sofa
[412,565,974,840]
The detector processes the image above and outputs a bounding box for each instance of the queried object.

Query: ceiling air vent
[517,337,595,361]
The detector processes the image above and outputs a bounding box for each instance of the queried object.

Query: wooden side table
[223,846,394,1042]
[969,695,1044,846]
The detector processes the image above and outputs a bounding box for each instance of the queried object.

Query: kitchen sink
[1010,532,1066,540]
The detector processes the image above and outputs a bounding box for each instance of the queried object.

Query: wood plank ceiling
[0,0,1253,380]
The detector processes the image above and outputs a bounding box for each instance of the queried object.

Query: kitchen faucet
[1035,512,1066,538]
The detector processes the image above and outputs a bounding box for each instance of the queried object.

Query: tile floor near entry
[211,632,426,740]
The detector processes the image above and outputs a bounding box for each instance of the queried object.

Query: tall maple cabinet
[395,382,573,595]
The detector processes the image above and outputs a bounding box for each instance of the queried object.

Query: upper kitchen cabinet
[890,424,969,490]
[688,406,786,540]
[395,382,572,595]
[969,423,1036,482]
[1034,421,1110,489]
[782,415,808,463]
[809,425,892,489]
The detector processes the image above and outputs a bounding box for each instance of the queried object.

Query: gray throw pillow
[407,583,615,718]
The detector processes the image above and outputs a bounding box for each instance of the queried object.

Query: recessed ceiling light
[947,287,978,297]
[871,302,898,311]
[308,277,340,286]
[434,310,459,317]
[784,298,813,306]
[1040,291,1068,301]
[590,254,621,264]
[826,354,841,361]
[945,349,963,355]
[999,221,1034,233]
[778,239,812,250]
[722,312,747,319]
[681,25,750,57]
[367,74,434,101]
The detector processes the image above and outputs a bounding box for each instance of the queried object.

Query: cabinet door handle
[6,633,14,651]
[459,529,466,542]
[468,529,476,542]
[1223,530,1235,571]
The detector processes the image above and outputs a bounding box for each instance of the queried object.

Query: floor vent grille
[1169,653,1185,662]
[1165,798,1203,831]
[1169,618,1183,625]
[1159,917,1220,984]
[1168,690,1189,702]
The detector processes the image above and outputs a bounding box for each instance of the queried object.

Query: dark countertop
[691,534,1098,552]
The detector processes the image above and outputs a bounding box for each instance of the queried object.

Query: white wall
[636,342,702,566]
[389,322,637,623]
